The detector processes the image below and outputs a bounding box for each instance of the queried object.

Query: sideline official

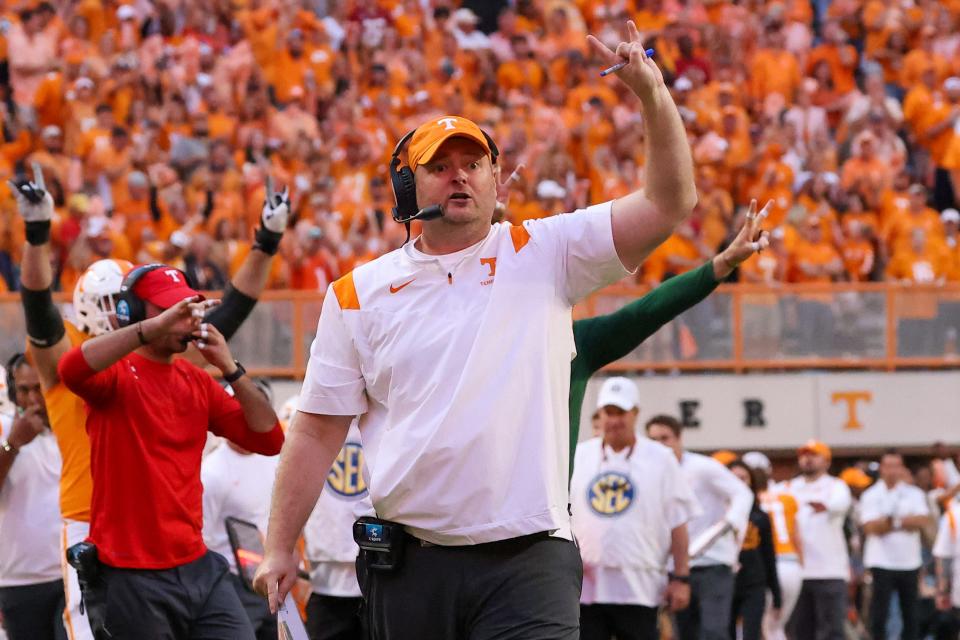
[256,19,696,639]
[571,378,700,640]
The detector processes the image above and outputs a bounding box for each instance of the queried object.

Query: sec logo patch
[587,472,634,516]
[326,442,368,498]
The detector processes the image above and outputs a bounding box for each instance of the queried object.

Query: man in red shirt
[58,265,284,639]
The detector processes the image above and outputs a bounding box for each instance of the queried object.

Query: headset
[6,352,26,406]
[389,126,500,226]
[115,263,181,328]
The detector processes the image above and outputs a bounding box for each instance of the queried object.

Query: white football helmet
[73,259,134,336]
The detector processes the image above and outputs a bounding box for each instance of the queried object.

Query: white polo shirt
[680,451,753,568]
[859,480,929,571]
[300,203,629,545]
[784,474,852,580]
[572,437,700,606]
[0,417,63,587]
[304,424,374,598]
[201,443,279,574]
[933,504,960,607]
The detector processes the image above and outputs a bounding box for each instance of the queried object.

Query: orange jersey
[28,321,93,522]
[761,491,800,558]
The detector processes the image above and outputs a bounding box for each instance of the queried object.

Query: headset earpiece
[115,264,165,328]
[390,130,419,224]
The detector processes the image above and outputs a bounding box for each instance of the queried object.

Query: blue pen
[600,48,655,77]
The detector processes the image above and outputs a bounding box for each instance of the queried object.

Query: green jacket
[568,261,720,474]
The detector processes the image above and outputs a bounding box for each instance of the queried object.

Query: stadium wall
[579,371,960,454]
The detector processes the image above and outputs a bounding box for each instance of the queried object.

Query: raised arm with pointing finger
[568,200,772,470]
[588,20,698,271]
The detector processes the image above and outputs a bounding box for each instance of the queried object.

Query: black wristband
[253,225,282,256]
[669,573,691,584]
[204,284,256,341]
[21,285,66,347]
[223,360,246,384]
[24,220,51,246]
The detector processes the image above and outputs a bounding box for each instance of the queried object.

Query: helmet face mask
[73,259,134,336]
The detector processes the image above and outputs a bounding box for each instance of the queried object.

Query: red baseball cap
[133,266,202,310]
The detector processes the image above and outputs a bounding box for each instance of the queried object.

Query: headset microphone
[413,204,443,221]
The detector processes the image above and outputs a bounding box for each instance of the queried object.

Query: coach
[58,266,283,638]
[256,19,696,639]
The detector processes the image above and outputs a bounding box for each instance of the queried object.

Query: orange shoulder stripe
[332,272,360,310]
[510,224,531,253]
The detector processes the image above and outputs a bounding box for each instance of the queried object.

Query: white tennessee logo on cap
[436,117,458,130]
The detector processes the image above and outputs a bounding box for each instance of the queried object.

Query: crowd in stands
[1,0,960,294]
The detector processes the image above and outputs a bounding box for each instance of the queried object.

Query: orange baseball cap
[712,450,738,466]
[407,116,492,171]
[840,467,872,490]
[798,439,831,460]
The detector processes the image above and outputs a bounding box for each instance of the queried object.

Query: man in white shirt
[0,355,64,640]
[302,415,375,640]
[255,21,697,639]
[201,379,279,640]
[572,378,700,640]
[782,440,852,640]
[645,415,753,640]
[933,499,960,630]
[859,449,931,640]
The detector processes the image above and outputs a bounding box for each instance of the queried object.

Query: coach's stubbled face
[416,137,499,226]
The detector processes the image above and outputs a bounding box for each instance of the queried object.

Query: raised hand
[587,20,665,101]
[717,199,772,276]
[255,175,290,254]
[8,163,55,246]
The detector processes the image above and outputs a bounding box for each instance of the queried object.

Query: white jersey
[681,451,753,568]
[784,474,852,580]
[0,417,63,587]
[571,437,700,606]
[300,204,629,545]
[859,480,929,571]
[304,424,374,598]
[933,504,960,608]
[201,444,279,574]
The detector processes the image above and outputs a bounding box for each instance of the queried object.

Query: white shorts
[763,556,803,640]
[61,519,93,640]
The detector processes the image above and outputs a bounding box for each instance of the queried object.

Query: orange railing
[2,283,959,377]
